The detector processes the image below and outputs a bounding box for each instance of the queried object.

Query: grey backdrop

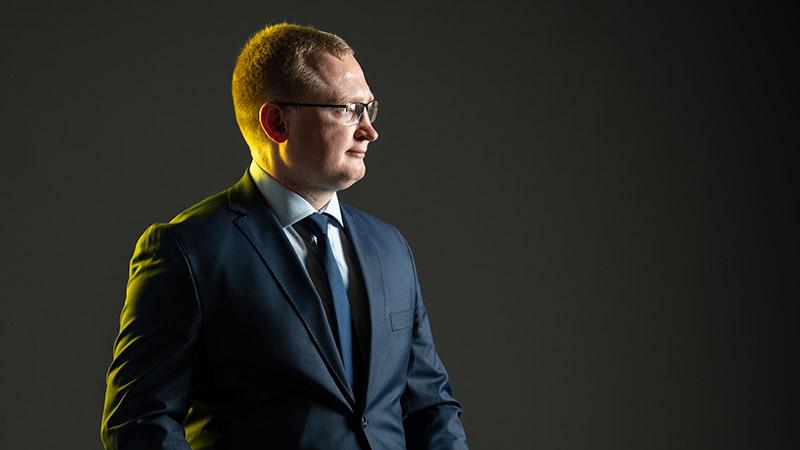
[1,1,797,449]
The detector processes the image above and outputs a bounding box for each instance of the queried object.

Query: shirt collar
[248,159,344,229]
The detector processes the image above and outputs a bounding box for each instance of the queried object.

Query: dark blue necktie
[297,213,354,387]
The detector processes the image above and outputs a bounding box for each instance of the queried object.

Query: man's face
[281,52,379,196]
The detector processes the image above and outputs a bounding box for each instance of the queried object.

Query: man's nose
[355,114,379,142]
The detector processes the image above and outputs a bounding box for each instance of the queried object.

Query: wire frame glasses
[276,100,379,125]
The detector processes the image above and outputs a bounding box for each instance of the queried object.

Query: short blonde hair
[231,23,353,151]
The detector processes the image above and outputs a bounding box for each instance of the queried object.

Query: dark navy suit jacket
[101,170,467,449]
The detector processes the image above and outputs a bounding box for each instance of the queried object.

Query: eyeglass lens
[358,101,378,124]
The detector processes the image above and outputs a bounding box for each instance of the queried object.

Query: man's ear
[259,102,289,144]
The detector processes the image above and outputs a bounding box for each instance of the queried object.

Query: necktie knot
[296,213,343,253]
[299,213,342,238]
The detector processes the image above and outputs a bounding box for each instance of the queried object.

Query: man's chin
[334,169,366,191]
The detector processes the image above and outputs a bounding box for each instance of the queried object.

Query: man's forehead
[308,51,359,74]
[309,51,373,102]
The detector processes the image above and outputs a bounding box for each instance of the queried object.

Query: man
[101,23,468,449]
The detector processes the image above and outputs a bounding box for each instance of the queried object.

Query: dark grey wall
[1,1,797,449]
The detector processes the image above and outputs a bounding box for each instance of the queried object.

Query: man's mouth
[346,149,367,158]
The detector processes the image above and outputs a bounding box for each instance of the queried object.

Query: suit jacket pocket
[390,308,413,331]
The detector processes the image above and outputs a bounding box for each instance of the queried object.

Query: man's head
[232,23,379,203]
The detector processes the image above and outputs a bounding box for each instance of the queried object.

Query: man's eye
[338,105,357,120]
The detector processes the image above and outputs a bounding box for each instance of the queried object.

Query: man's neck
[253,161,333,211]
[281,182,333,212]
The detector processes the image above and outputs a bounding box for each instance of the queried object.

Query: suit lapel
[227,171,355,408]
[341,206,387,407]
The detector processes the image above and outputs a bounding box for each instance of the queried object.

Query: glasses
[275,100,379,126]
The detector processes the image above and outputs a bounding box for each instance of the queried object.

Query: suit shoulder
[342,203,392,229]
[342,203,409,245]
[168,189,231,226]
[135,187,237,248]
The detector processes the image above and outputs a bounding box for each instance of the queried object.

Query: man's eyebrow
[338,96,375,104]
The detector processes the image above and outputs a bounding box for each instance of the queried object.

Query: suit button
[360,415,368,429]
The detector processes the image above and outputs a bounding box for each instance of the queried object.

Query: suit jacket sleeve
[101,224,199,450]
[400,236,469,450]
